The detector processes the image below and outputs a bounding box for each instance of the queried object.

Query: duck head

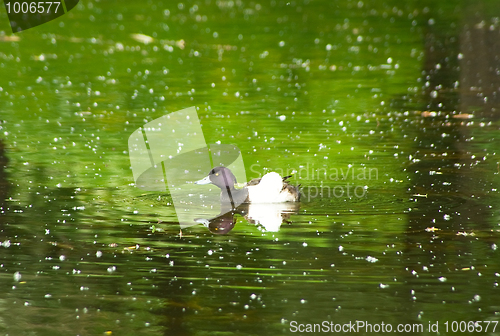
[195,166,237,190]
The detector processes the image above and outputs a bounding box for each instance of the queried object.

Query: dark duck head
[195,166,249,206]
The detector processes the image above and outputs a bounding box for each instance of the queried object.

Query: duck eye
[215,173,219,176]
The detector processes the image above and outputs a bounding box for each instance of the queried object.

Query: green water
[0,0,500,335]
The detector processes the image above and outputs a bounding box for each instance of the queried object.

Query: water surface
[0,1,499,335]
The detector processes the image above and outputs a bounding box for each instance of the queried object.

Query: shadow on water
[395,0,500,324]
[0,139,10,220]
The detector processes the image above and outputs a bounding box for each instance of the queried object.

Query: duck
[195,166,300,204]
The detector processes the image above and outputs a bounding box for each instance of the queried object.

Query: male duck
[195,166,300,204]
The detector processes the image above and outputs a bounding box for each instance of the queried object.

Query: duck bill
[195,175,212,185]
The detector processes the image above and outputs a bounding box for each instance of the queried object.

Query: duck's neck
[222,185,236,208]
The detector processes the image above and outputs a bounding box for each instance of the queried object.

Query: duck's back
[246,172,298,203]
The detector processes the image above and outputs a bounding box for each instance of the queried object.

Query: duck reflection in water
[194,167,300,234]
[195,202,300,234]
